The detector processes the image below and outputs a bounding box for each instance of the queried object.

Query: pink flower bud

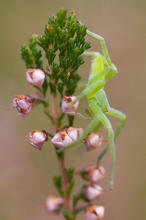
[80,166,106,183]
[28,130,48,150]
[85,133,103,151]
[85,205,105,220]
[13,95,33,117]
[84,184,104,200]
[65,127,83,141]
[51,131,73,148]
[51,127,83,149]
[26,69,45,87]
[61,96,79,116]
[45,196,64,213]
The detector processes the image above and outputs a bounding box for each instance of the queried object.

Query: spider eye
[106,106,109,112]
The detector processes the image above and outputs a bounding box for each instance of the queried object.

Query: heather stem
[51,91,59,131]
[59,152,71,210]
[51,90,71,211]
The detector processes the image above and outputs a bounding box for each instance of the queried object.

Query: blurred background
[1,0,146,219]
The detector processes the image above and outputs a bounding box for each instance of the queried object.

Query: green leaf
[67,180,74,198]
[63,209,77,220]
[53,175,63,196]
[42,78,49,97]
[21,35,42,68]
[57,82,64,96]
[65,167,74,198]
[21,45,34,68]
[65,167,74,183]
[49,81,56,93]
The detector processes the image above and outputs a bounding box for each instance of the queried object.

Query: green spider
[58,29,126,189]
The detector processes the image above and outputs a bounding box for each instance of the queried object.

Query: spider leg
[86,30,112,67]
[107,108,126,140]
[83,50,117,82]
[97,107,126,165]
[85,30,118,80]
[57,115,100,152]
[77,112,102,132]
[67,67,110,107]
[77,112,93,121]
[89,102,116,189]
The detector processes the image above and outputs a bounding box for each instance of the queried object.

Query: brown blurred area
[1,0,146,219]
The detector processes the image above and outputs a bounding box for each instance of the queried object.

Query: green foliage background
[1,0,146,220]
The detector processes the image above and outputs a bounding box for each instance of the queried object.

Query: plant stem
[51,90,71,211]
[59,152,71,210]
[51,91,59,130]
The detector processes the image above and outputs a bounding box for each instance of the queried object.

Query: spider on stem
[58,29,126,189]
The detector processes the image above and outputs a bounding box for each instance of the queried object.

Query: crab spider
[58,30,126,189]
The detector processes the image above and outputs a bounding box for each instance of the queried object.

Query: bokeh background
[1,0,146,219]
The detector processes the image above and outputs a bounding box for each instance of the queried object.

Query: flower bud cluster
[12,68,46,117]
[11,9,109,220]
[78,165,106,220]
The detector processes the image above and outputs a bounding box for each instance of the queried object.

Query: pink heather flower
[13,95,33,117]
[83,184,104,200]
[85,205,105,220]
[65,127,83,141]
[84,133,103,151]
[61,96,79,116]
[45,196,64,213]
[28,130,48,150]
[82,166,106,183]
[26,69,45,87]
[51,127,83,149]
[51,131,73,148]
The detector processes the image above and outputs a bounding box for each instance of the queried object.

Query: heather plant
[11,8,126,220]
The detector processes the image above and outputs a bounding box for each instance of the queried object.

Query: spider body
[58,30,126,189]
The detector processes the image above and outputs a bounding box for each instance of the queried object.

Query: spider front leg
[86,30,118,80]
[86,30,112,67]
[97,107,126,166]
[57,115,101,152]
